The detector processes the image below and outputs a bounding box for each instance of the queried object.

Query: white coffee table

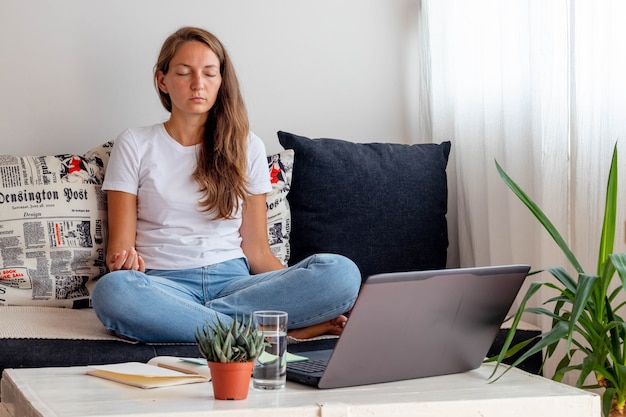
[1,363,600,417]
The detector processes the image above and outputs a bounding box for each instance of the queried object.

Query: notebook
[286,264,530,389]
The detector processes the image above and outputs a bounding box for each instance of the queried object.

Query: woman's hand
[105,191,145,273]
[107,247,145,272]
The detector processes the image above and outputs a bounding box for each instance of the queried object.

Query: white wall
[0,0,416,156]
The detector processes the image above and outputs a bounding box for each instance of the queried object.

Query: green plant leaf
[545,267,578,295]
[576,353,600,387]
[606,302,625,365]
[490,320,569,382]
[488,281,543,379]
[553,350,578,382]
[598,145,618,272]
[611,253,626,295]
[484,338,538,363]
[565,273,599,350]
[495,160,583,273]
[603,388,617,417]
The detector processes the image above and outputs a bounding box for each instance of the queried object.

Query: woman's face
[156,41,222,118]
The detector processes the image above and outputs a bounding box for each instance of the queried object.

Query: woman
[91,27,361,343]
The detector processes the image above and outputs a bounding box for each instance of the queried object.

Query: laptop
[286,264,530,389]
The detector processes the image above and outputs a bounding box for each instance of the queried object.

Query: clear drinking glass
[252,310,288,390]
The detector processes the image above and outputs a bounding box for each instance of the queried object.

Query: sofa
[0,131,541,376]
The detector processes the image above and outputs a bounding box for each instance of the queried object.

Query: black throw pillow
[277,131,451,282]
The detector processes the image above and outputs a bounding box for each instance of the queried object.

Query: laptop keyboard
[287,359,328,373]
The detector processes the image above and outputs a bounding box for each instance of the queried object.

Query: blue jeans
[91,254,361,342]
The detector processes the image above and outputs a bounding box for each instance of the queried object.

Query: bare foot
[287,315,348,340]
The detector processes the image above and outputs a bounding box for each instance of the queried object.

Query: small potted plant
[195,314,267,400]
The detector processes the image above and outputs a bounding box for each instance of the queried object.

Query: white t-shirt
[102,123,272,269]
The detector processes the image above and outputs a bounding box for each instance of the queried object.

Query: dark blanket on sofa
[0,306,200,373]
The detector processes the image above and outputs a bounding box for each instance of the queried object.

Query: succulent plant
[195,314,268,363]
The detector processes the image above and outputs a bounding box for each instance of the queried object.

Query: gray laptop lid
[298,264,530,389]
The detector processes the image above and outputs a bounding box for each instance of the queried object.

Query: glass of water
[252,310,288,390]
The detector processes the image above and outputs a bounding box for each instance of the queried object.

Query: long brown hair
[154,27,250,219]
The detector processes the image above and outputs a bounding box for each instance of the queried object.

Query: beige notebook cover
[86,358,211,389]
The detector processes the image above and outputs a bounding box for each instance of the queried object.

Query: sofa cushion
[0,142,113,308]
[278,131,451,282]
[266,150,294,265]
[0,144,293,308]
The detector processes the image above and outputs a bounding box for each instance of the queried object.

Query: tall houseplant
[490,144,626,417]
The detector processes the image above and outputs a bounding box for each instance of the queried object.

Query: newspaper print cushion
[266,150,293,266]
[0,141,113,308]
[0,143,293,308]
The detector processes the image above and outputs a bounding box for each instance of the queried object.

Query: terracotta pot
[207,361,254,400]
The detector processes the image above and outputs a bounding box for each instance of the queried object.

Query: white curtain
[411,0,626,381]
